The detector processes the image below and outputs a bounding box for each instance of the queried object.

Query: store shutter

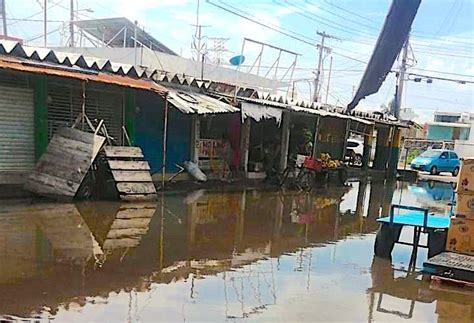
[47,82,124,144]
[0,85,35,172]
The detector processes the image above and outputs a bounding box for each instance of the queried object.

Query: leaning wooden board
[25,127,105,199]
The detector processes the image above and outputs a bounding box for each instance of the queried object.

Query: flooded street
[0,181,471,322]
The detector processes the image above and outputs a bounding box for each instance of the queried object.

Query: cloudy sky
[4,0,474,122]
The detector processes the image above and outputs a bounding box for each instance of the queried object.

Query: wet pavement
[0,180,472,322]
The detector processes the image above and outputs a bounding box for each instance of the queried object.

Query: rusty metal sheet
[0,57,167,95]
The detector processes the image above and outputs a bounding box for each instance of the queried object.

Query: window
[440,152,449,159]
[347,141,359,148]
[450,152,458,159]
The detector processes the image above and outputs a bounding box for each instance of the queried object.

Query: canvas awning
[241,102,283,125]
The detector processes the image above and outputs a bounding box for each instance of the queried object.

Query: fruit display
[320,153,343,169]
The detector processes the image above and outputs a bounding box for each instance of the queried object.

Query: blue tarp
[347,0,421,111]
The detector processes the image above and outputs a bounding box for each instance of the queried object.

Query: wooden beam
[104,146,144,158]
[116,182,156,194]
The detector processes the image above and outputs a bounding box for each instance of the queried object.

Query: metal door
[0,85,35,172]
[47,81,124,144]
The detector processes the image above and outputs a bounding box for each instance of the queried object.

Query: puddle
[0,180,472,322]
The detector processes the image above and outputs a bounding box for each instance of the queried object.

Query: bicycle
[277,155,321,191]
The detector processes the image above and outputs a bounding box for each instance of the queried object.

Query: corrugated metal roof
[0,56,166,95]
[0,40,408,126]
[0,40,150,79]
[166,86,239,114]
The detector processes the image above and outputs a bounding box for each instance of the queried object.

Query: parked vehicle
[410,149,460,176]
[345,139,364,165]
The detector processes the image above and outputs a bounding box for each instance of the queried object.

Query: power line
[206,0,367,65]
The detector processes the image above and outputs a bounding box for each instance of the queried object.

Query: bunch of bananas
[320,153,342,169]
[314,197,337,209]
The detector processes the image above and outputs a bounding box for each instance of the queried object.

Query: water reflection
[0,181,467,322]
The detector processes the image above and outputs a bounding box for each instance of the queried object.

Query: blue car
[410,149,460,176]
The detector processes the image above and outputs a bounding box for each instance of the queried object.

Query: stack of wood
[104,146,157,201]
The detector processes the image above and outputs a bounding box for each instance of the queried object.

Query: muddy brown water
[0,180,471,322]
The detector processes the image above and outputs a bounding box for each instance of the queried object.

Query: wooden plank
[108,160,150,171]
[26,171,78,197]
[34,160,88,184]
[121,194,158,202]
[49,136,98,155]
[37,151,91,172]
[103,238,140,249]
[110,218,152,230]
[57,127,104,145]
[104,146,143,158]
[116,182,156,194]
[111,170,152,182]
[116,207,156,219]
[107,228,149,239]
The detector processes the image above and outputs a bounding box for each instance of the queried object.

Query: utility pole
[394,35,410,119]
[191,0,209,62]
[43,0,47,46]
[0,0,7,37]
[69,0,74,47]
[324,56,333,104]
[313,31,338,102]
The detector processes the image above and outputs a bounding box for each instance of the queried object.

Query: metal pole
[1,0,7,36]
[161,94,169,189]
[81,82,86,130]
[313,33,325,102]
[69,0,74,47]
[394,35,409,118]
[324,56,333,104]
[200,53,205,80]
[43,0,47,46]
[134,20,138,65]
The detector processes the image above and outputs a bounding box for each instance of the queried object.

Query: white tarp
[241,102,282,126]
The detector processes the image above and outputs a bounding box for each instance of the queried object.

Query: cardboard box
[436,300,472,320]
[457,158,474,193]
[446,217,474,255]
[455,191,474,220]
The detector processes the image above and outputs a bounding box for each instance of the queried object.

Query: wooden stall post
[362,124,374,172]
[279,111,291,171]
[161,94,169,188]
[312,116,321,158]
[190,115,200,163]
[240,118,251,177]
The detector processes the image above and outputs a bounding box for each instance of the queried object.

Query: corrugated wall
[135,92,191,174]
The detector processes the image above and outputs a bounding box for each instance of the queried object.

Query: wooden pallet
[104,146,157,201]
[424,252,474,283]
[102,203,156,250]
[25,127,105,199]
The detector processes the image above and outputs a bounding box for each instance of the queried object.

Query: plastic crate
[303,156,322,171]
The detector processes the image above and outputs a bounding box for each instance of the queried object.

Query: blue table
[374,205,450,269]
[377,214,450,229]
